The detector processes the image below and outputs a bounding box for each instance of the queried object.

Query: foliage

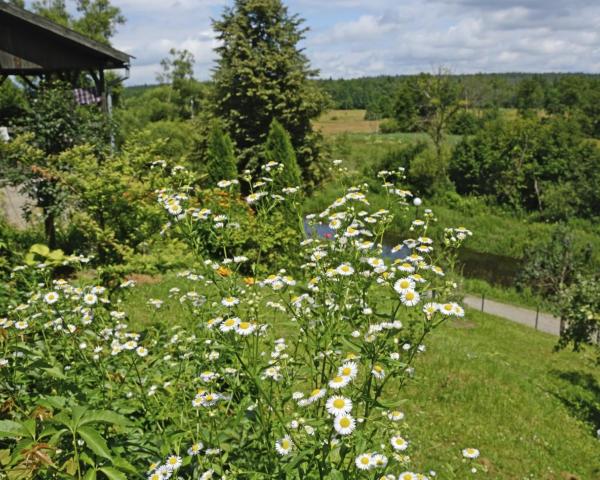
[518,225,593,299]
[447,109,480,135]
[318,73,600,138]
[0,79,27,125]
[52,138,176,264]
[378,118,401,134]
[555,274,600,357]
[156,48,205,120]
[1,82,111,247]
[407,146,452,196]
[210,0,328,189]
[449,115,600,220]
[132,120,199,160]
[30,0,125,44]
[264,119,302,190]
[394,70,464,162]
[0,163,479,479]
[206,121,238,187]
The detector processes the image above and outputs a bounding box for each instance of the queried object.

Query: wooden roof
[0,1,131,75]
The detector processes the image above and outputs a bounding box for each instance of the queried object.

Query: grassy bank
[122,275,600,478]
[405,308,600,478]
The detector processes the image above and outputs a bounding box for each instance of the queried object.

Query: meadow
[122,273,600,479]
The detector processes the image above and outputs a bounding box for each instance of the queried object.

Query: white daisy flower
[44,292,59,304]
[371,365,385,380]
[328,375,351,389]
[275,436,294,456]
[462,447,480,459]
[372,453,388,467]
[219,317,240,332]
[401,290,420,307]
[391,435,409,451]
[334,414,356,435]
[325,396,353,416]
[355,453,373,470]
[136,346,149,357]
[221,296,239,307]
[387,410,405,422]
[338,361,358,379]
[235,321,257,336]
[165,455,182,470]
[336,263,355,276]
[188,442,203,456]
[398,472,417,480]
[394,278,415,294]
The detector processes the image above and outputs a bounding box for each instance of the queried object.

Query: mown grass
[122,275,600,479]
[406,308,600,479]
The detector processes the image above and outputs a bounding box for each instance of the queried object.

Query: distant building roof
[0,1,131,76]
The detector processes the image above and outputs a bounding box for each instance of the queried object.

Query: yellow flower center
[360,457,370,465]
[281,439,290,449]
[239,322,250,330]
[405,292,415,300]
[339,417,351,428]
[341,367,352,376]
[333,399,345,409]
[332,376,343,384]
[310,389,321,397]
[224,319,235,326]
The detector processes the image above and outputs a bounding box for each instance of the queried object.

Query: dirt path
[463,295,561,336]
[1,186,29,228]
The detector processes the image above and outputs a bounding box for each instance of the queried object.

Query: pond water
[305,221,521,287]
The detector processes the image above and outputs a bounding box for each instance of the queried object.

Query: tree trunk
[44,210,56,249]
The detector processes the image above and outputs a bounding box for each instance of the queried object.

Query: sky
[106,0,600,85]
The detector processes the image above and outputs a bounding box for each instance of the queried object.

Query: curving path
[463,295,561,336]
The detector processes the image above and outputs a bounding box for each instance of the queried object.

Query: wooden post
[535,305,539,330]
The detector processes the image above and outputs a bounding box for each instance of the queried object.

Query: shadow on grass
[551,369,600,435]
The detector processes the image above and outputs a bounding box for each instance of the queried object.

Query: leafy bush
[448,109,480,135]
[378,118,401,134]
[449,116,600,220]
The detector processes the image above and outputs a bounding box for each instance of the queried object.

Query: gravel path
[464,294,561,336]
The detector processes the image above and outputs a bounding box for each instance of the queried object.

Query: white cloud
[106,0,600,84]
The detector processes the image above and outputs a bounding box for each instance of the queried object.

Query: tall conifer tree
[211,0,327,189]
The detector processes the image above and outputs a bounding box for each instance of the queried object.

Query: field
[123,274,600,479]
[312,110,381,135]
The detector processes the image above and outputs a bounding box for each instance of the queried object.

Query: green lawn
[122,275,600,479]
[405,308,600,478]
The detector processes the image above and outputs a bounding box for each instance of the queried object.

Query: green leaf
[111,457,137,474]
[79,411,131,428]
[47,249,65,261]
[83,469,97,480]
[21,419,36,439]
[0,421,28,439]
[77,426,112,460]
[72,405,89,427]
[41,365,65,380]
[29,244,50,256]
[98,466,127,480]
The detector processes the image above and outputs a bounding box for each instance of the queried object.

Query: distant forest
[315,72,600,118]
[125,72,600,121]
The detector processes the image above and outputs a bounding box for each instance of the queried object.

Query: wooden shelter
[0,0,131,104]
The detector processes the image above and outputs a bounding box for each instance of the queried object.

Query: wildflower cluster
[0,162,480,479]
